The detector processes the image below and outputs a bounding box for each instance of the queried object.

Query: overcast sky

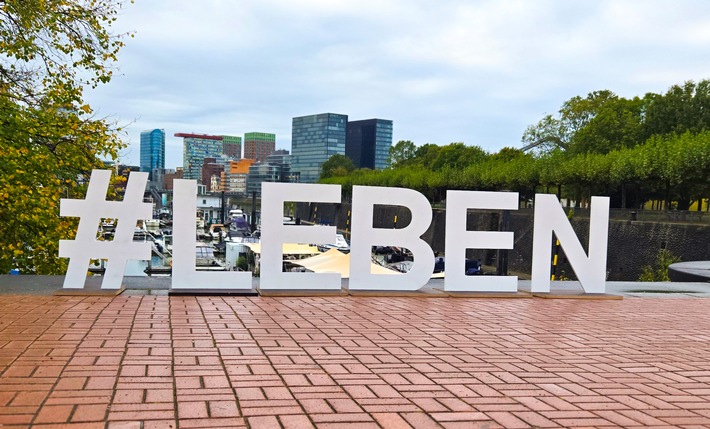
[86,0,710,169]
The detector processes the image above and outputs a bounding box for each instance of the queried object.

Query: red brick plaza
[2,295,710,428]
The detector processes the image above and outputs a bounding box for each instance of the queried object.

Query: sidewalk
[1,291,710,428]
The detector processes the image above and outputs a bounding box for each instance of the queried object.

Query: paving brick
[3,295,710,428]
[208,400,240,418]
[33,404,74,424]
[279,414,315,428]
[513,411,560,427]
[11,391,48,406]
[430,411,490,422]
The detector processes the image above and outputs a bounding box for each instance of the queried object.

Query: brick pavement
[1,295,710,428]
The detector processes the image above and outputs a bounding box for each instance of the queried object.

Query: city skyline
[85,1,710,169]
[130,118,394,171]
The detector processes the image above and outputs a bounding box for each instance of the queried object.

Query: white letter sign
[172,179,252,290]
[444,191,518,292]
[349,186,434,291]
[260,182,342,291]
[60,170,617,297]
[531,195,610,293]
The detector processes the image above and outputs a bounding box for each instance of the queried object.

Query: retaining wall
[296,202,710,281]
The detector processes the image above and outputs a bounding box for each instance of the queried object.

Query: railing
[512,207,710,224]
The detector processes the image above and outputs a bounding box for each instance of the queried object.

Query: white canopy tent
[289,248,398,279]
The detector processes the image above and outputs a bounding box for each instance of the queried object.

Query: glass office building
[291,113,348,183]
[345,119,393,170]
[246,150,294,196]
[139,129,165,179]
[176,133,224,182]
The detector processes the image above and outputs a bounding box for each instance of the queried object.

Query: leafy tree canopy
[643,80,710,139]
[523,80,710,156]
[388,140,416,167]
[398,142,490,171]
[320,154,356,180]
[0,0,131,274]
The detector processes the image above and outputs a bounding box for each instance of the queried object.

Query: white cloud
[84,0,710,167]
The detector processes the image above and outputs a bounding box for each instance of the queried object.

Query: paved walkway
[1,294,710,428]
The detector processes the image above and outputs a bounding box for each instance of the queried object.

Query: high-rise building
[140,129,165,179]
[291,113,347,183]
[246,150,296,196]
[222,135,242,159]
[244,132,276,162]
[176,133,224,182]
[201,155,233,192]
[221,159,255,194]
[346,119,393,170]
[162,168,182,191]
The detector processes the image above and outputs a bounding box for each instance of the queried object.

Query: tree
[319,154,356,180]
[521,114,570,153]
[522,90,633,154]
[429,143,488,171]
[388,140,416,167]
[412,143,440,168]
[570,96,644,155]
[643,80,710,140]
[0,0,131,274]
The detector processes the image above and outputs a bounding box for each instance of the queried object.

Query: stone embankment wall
[296,202,710,281]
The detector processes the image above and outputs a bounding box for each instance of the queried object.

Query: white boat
[317,233,350,253]
[229,208,247,221]
[208,223,228,240]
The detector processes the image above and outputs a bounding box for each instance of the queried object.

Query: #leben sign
[59,170,610,294]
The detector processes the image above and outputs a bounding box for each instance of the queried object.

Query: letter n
[531,195,609,293]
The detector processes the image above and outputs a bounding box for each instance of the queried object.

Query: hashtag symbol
[59,169,152,289]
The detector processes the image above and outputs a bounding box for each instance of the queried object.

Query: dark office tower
[244,132,276,162]
[346,119,393,170]
[140,129,165,179]
[222,135,242,159]
[291,113,348,183]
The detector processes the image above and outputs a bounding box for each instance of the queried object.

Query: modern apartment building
[346,119,393,170]
[244,132,276,162]
[176,133,224,182]
[291,113,347,183]
[139,129,165,179]
[222,135,242,159]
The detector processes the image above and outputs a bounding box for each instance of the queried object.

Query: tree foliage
[323,79,710,211]
[0,0,131,274]
[320,154,355,179]
[322,131,710,210]
[522,90,645,155]
[388,140,416,167]
[643,80,710,139]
